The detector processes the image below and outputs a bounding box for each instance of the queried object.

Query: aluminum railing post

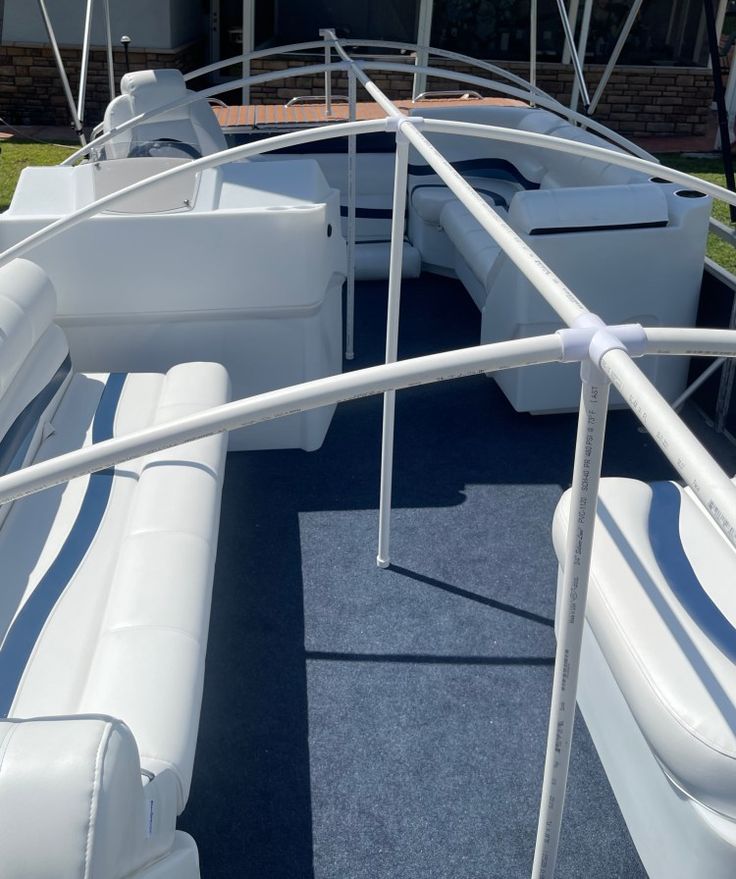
[377,134,410,568]
[102,0,115,100]
[345,70,358,360]
[588,0,643,116]
[554,0,590,112]
[36,0,86,144]
[530,0,538,107]
[531,361,611,879]
[320,30,333,117]
[569,0,593,111]
[77,0,95,127]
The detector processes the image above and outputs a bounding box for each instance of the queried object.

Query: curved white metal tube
[0,335,565,507]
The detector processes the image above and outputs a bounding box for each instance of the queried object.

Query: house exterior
[0,0,726,138]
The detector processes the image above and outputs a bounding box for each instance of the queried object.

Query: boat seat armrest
[509,184,669,235]
[0,716,178,879]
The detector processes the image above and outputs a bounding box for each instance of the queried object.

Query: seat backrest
[0,260,70,517]
[103,69,227,160]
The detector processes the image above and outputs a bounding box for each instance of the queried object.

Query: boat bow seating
[553,477,736,878]
[0,259,229,879]
[406,105,711,413]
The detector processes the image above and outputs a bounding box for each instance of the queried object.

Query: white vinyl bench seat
[553,476,736,877]
[0,260,229,879]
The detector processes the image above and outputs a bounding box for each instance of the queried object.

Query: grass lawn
[656,153,736,275]
[0,140,76,211]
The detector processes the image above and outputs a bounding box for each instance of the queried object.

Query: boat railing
[59,47,653,170]
[4,40,736,878]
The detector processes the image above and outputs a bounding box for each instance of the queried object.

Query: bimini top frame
[4,36,736,879]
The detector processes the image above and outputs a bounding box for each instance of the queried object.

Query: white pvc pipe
[0,118,386,271]
[601,347,736,548]
[532,369,611,879]
[60,60,354,166]
[0,336,565,507]
[644,327,736,355]
[345,70,357,361]
[77,0,95,124]
[377,137,410,568]
[415,119,736,207]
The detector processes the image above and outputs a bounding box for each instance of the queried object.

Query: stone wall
[246,57,714,139]
[0,41,204,130]
[0,41,715,139]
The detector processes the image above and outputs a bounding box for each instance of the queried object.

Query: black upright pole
[121,34,131,73]
[704,0,736,222]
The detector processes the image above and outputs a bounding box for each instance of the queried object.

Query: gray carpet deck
[179,274,727,878]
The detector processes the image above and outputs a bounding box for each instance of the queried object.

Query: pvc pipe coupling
[385,115,426,141]
[557,313,648,381]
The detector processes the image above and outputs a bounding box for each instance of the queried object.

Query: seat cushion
[440,196,505,289]
[0,361,229,813]
[411,177,520,224]
[553,477,736,818]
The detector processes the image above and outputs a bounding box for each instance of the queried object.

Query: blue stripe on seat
[0,372,126,717]
[0,354,72,478]
[649,481,736,663]
[408,158,540,190]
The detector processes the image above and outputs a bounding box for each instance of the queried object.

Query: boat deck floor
[212,97,524,129]
[180,273,735,878]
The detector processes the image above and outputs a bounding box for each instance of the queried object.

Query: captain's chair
[103,69,228,161]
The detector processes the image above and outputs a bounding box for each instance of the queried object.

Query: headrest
[120,69,188,115]
[509,184,669,236]
[0,259,57,397]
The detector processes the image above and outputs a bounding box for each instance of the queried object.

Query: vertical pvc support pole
[102,0,115,99]
[570,0,593,112]
[531,362,611,879]
[376,134,410,568]
[36,0,86,144]
[77,0,95,126]
[530,0,538,107]
[345,70,357,361]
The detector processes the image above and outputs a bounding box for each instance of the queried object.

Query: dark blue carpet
[180,274,700,878]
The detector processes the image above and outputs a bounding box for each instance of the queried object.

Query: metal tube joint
[385,115,425,142]
[557,314,648,381]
